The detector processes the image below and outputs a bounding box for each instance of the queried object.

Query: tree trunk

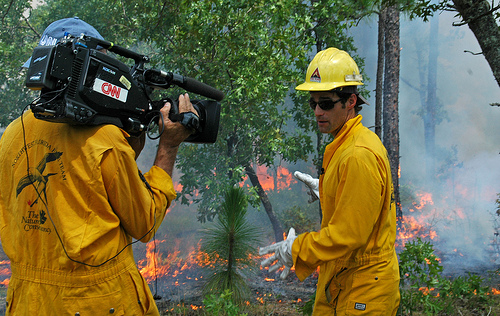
[315,129,323,224]
[424,13,439,180]
[244,164,284,242]
[315,41,324,224]
[452,0,500,87]
[382,5,402,218]
[375,9,386,139]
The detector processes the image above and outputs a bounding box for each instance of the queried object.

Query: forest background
[0,0,499,313]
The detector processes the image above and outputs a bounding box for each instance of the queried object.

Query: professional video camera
[25,34,223,143]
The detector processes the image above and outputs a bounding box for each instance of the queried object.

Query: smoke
[134,10,500,278]
[351,11,500,274]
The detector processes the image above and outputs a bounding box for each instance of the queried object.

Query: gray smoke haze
[351,11,500,274]
[135,10,500,276]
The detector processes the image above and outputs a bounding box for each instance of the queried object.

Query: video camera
[24,34,223,143]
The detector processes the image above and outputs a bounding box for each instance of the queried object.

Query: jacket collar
[322,115,363,172]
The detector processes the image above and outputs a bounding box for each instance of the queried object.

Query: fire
[174,182,183,192]
[418,287,435,296]
[137,238,263,285]
[276,167,294,191]
[247,165,295,192]
[0,260,10,287]
[396,191,439,249]
[190,305,201,310]
[137,239,214,284]
[396,214,437,248]
[413,192,434,210]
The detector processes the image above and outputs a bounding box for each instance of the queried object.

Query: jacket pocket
[346,264,399,315]
[62,290,125,316]
[325,267,348,309]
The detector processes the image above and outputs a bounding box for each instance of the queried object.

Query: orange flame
[419,287,435,296]
[0,260,10,287]
[174,182,183,192]
[241,165,296,192]
[396,191,440,249]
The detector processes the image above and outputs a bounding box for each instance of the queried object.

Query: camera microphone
[180,75,224,102]
[144,69,224,102]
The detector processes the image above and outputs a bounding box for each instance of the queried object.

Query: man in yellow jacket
[0,18,197,315]
[260,48,400,315]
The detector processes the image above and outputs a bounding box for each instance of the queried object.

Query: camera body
[25,35,222,143]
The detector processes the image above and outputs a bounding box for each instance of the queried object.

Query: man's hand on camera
[154,93,198,176]
[159,93,198,147]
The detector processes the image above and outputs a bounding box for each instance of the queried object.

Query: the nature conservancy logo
[14,142,64,234]
[21,210,50,233]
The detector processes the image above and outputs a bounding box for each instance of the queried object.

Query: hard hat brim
[295,81,362,91]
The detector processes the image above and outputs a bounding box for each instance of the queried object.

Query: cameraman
[0,17,197,315]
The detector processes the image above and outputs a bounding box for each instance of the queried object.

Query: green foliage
[399,238,495,315]
[399,237,444,290]
[164,0,319,221]
[0,0,457,240]
[0,0,38,127]
[298,292,315,316]
[277,205,319,234]
[441,273,490,299]
[201,186,261,303]
[203,290,248,316]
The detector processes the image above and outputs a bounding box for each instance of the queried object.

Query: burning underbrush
[132,238,317,314]
[0,164,498,315]
[396,186,500,278]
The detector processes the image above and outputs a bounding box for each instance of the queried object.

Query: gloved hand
[294,171,319,203]
[259,228,297,279]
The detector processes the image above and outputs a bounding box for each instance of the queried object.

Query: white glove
[294,171,319,203]
[259,228,297,279]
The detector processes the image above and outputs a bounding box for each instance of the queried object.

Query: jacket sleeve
[100,136,176,242]
[293,149,386,281]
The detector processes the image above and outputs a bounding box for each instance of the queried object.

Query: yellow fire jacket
[0,111,176,315]
[292,115,400,315]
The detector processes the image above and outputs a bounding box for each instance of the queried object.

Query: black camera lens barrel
[144,69,224,102]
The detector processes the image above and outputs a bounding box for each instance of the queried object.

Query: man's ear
[347,94,357,109]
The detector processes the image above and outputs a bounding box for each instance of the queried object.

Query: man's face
[309,91,353,136]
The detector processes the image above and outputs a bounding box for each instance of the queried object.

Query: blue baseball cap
[23,17,104,68]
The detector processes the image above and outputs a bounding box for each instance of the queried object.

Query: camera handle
[169,112,201,132]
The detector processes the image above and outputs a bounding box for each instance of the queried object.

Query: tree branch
[401,76,425,93]
[452,3,500,26]
[1,0,15,23]
[23,16,40,38]
[464,49,483,55]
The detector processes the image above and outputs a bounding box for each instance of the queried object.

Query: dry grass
[157,288,500,316]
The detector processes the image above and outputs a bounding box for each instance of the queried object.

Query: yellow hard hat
[296,47,364,91]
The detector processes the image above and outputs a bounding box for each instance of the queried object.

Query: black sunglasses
[308,98,342,111]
